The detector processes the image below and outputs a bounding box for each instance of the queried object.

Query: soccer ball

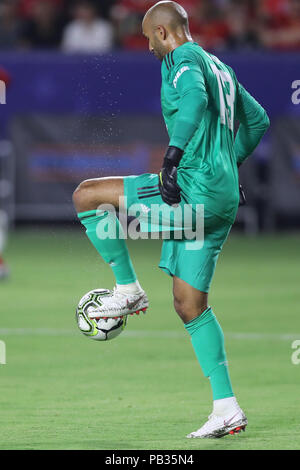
[76,288,127,341]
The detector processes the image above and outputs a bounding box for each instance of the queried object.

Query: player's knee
[73,179,99,212]
[73,180,88,212]
[173,297,194,323]
[173,296,206,324]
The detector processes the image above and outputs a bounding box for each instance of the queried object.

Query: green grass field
[1,229,300,450]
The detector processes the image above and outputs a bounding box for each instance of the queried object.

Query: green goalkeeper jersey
[161,41,270,223]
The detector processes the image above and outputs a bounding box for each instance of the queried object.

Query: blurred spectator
[224,0,260,50]
[189,0,230,51]
[62,0,114,53]
[20,0,64,49]
[259,0,290,17]
[18,0,64,18]
[98,0,118,20]
[0,0,299,53]
[111,0,154,50]
[112,0,211,50]
[259,0,300,50]
[0,0,21,50]
[0,67,12,88]
[112,0,243,52]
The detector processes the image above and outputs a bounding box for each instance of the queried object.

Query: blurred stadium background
[0,0,299,231]
[0,0,300,450]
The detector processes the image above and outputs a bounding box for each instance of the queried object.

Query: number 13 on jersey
[211,63,235,131]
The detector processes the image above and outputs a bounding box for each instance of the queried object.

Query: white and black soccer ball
[76,288,127,341]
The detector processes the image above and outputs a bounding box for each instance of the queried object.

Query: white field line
[0,328,299,341]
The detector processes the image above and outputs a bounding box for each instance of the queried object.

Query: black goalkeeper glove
[159,146,183,206]
[239,184,246,206]
[237,163,246,206]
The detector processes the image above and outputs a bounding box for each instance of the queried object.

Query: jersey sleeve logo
[173,66,190,89]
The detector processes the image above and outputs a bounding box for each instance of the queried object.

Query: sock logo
[218,361,228,367]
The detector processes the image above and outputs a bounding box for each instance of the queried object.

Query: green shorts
[124,173,232,293]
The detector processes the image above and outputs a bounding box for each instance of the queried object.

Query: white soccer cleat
[87,287,149,320]
[187,408,248,439]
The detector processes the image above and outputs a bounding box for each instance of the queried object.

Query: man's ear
[156,25,167,40]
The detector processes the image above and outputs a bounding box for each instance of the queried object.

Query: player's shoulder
[201,49,237,77]
[162,42,204,77]
[170,42,200,65]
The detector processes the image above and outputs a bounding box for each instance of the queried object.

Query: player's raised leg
[173,276,247,438]
[73,177,148,318]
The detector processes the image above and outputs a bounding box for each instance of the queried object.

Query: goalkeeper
[73,1,270,439]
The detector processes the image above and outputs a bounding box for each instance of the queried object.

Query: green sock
[184,307,234,400]
[78,210,137,285]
